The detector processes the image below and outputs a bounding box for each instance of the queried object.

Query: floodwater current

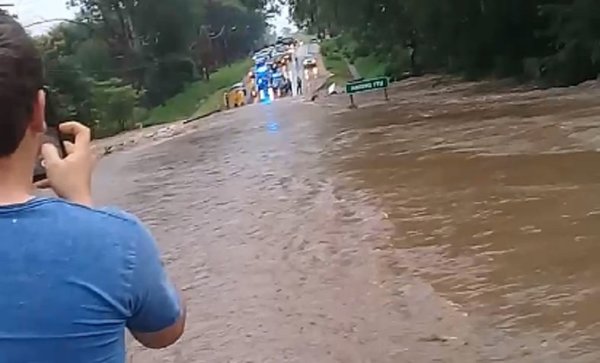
[96,76,600,362]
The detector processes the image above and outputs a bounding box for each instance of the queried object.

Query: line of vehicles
[223,36,320,109]
[250,37,298,104]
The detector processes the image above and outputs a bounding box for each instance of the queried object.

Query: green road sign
[345,77,389,94]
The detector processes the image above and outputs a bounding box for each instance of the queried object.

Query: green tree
[287,0,600,85]
[34,0,268,137]
[92,78,141,133]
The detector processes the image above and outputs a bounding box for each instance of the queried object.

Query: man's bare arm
[124,218,187,349]
[132,300,187,349]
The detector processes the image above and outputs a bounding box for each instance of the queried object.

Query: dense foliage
[33,0,267,136]
[288,0,600,85]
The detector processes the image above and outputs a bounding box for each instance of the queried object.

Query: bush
[543,43,599,86]
[320,39,338,57]
[383,46,412,79]
[354,55,386,78]
[354,43,371,58]
[92,78,141,133]
[327,52,342,61]
[132,107,149,123]
[341,47,353,61]
[92,120,133,139]
[333,36,345,50]
[522,57,543,80]
[493,56,522,78]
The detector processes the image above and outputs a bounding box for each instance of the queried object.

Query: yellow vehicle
[226,83,247,108]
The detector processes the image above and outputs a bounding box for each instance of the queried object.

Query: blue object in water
[266,121,280,133]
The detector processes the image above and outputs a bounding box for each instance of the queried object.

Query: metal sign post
[349,94,357,109]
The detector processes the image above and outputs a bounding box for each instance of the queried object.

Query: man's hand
[37,122,95,207]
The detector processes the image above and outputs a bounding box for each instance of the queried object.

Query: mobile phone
[33,87,66,183]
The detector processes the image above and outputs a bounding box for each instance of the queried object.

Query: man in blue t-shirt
[0,15,186,362]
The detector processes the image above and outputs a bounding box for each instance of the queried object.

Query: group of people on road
[0,15,186,362]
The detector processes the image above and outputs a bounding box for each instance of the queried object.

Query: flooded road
[96,77,600,362]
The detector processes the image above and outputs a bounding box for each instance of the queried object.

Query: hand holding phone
[33,126,67,183]
[34,87,94,206]
[34,86,64,183]
[36,122,95,207]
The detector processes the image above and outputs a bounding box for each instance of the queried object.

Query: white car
[303,58,317,68]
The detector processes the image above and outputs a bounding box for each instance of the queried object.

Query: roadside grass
[354,55,387,79]
[323,55,352,85]
[322,37,391,84]
[191,87,228,118]
[144,58,251,126]
[321,39,352,86]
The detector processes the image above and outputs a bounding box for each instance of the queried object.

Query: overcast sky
[13,0,76,35]
[12,0,295,36]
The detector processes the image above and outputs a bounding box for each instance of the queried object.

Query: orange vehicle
[225,83,246,108]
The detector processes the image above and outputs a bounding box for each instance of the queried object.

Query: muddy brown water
[95,78,600,362]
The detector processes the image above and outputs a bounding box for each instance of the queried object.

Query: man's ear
[30,89,46,133]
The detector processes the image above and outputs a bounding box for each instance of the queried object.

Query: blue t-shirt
[0,198,181,363]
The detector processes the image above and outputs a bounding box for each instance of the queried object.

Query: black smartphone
[33,87,67,183]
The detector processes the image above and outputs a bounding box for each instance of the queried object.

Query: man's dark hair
[0,15,43,157]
